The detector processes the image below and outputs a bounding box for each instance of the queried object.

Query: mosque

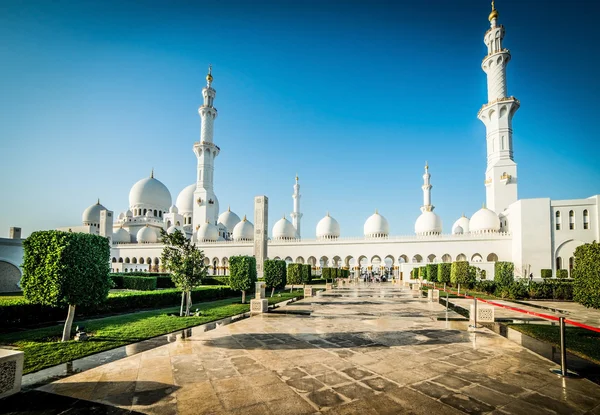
[1,3,598,291]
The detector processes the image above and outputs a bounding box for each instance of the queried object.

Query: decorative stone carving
[0,349,24,399]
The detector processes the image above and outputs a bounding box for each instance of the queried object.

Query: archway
[0,261,21,292]
[295,256,305,264]
[412,254,422,263]
[471,253,483,263]
[456,253,467,261]
[442,254,452,263]
[427,254,436,263]
[487,253,498,262]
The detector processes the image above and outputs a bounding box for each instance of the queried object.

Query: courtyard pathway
[38,284,600,414]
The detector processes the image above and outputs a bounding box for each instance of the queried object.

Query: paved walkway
[38,284,600,414]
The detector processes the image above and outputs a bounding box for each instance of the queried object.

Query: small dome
[169,205,179,214]
[125,209,133,218]
[167,225,186,235]
[232,216,254,241]
[118,212,125,220]
[273,216,297,240]
[129,173,172,212]
[364,210,389,238]
[82,200,106,225]
[470,207,501,234]
[316,213,340,239]
[137,225,159,243]
[218,207,241,232]
[197,222,218,242]
[112,227,130,243]
[415,211,442,235]
[175,184,195,214]
[452,215,470,234]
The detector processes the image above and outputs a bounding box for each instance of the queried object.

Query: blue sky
[1,0,599,238]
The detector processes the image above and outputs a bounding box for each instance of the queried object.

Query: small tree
[287,263,303,291]
[426,264,438,283]
[419,266,427,280]
[264,259,286,297]
[228,256,257,303]
[556,269,569,279]
[302,264,312,285]
[160,229,207,316]
[322,267,331,282]
[21,231,111,341]
[541,269,552,279]
[450,261,471,286]
[437,263,451,284]
[494,261,514,287]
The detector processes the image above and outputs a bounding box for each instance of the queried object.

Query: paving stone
[334,382,375,400]
[440,393,496,414]
[306,388,345,409]
[285,376,326,393]
[432,374,472,390]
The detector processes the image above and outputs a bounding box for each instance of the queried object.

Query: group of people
[361,272,388,283]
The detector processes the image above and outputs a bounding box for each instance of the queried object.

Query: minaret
[420,162,434,213]
[477,1,519,213]
[192,65,220,235]
[290,174,303,238]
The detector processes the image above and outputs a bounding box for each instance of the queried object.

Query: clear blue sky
[1,0,599,238]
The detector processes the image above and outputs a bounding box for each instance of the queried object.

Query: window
[555,211,561,230]
[556,257,562,270]
[583,210,589,230]
[569,210,575,230]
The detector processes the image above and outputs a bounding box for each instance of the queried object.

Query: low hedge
[541,269,552,279]
[122,276,157,291]
[556,269,569,279]
[0,286,237,328]
[111,273,173,289]
[203,276,230,286]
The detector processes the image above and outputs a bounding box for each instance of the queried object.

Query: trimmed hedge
[450,261,472,286]
[437,263,451,284]
[494,261,514,287]
[122,276,157,291]
[573,241,600,309]
[541,269,552,279]
[426,264,438,282]
[0,286,237,328]
[302,264,312,284]
[111,273,175,289]
[229,256,257,295]
[203,276,229,286]
[264,259,287,289]
[556,269,569,279]
[287,263,303,287]
[419,266,427,279]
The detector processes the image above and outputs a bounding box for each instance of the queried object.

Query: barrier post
[446,291,449,312]
[458,284,460,296]
[550,317,579,378]
[473,297,477,328]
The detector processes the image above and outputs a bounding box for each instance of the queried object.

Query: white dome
[125,209,133,218]
[232,216,254,241]
[169,205,179,214]
[452,215,470,234]
[364,211,389,238]
[415,211,442,235]
[118,212,125,220]
[137,226,159,243]
[218,207,241,232]
[112,227,130,243]
[197,222,218,242]
[273,217,297,240]
[175,184,195,214]
[470,207,501,234]
[129,174,172,213]
[82,200,106,225]
[316,213,340,239]
[167,225,186,235]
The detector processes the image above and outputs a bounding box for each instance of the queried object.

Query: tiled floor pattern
[37,285,600,414]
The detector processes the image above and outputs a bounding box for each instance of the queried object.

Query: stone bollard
[250,281,268,314]
[427,289,440,302]
[0,349,24,399]
[304,286,315,297]
[326,283,333,290]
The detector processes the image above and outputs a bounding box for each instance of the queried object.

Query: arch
[384,255,394,267]
[167,220,172,228]
[319,256,328,268]
[0,260,21,292]
[359,256,368,269]
[295,256,305,264]
[398,255,408,263]
[112,257,117,263]
[344,255,354,267]
[583,209,590,229]
[139,257,144,264]
[176,221,181,226]
[273,256,281,261]
[442,254,452,263]
[370,255,381,264]
[143,209,147,215]
[456,253,467,261]
[118,257,123,263]
[569,210,575,230]
[486,253,498,262]
[132,257,137,264]
[147,257,152,265]
[427,254,436,263]
[412,254,423,263]
[154,257,160,265]
[556,257,562,270]
[212,258,218,275]
[125,257,130,264]
[500,105,507,118]
[471,253,483,263]
[307,256,317,267]
[555,239,585,271]
[153,209,157,217]
[204,257,210,266]
[555,210,561,230]
[285,257,293,265]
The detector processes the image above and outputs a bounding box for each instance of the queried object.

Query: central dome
[273,217,297,240]
[129,174,172,212]
[470,207,500,234]
[175,184,195,214]
[316,213,340,239]
[415,211,442,235]
[364,211,389,238]
[232,216,254,241]
[218,207,241,232]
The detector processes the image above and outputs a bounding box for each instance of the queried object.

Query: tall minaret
[290,174,302,238]
[477,1,519,214]
[192,65,220,234]
[420,162,434,213]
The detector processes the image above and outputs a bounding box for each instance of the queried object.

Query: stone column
[253,196,268,278]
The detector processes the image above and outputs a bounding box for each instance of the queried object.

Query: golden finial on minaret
[228,205,231,212]
[243,215,247,221]
[425,161,429,171]
[206,64,213,84]
[97,198,100,205]
[150,168,154,178]
[295,173,299,183]
[489,0,499,22]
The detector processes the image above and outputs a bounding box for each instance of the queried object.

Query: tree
[426,264,438,283]
[573,242,600,309]
[229,256,257,303]
[437,263,451,284]
[494,261,514,287]
[287,263,303,291]
[21,231,111,341]
[160,229,207,316]
[302,264,312,286]
[264,259,286,297]
[450,261,473,286]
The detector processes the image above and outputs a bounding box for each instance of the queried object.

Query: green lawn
[508,324,600,365]
[0,290,302,374]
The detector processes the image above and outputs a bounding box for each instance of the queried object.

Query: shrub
[450,261,473,286]
[426,264,438,282]
[322,267,332,281]
[541,269,552,279]
[496,281,529,299]
[419,266,427,280]
[287,263,303,289]
[494,261,514,287]
[411,268,419,279]
[437,263,451,284]
[111,275,124,289]
[264,259,286,292]
[202,276,229,286]
[573,242,600,309]
[21,231,111,341]
[303,264,312,284]
[473,280,496,295]
[228,256,257,304]
[122,276,157,291]
[556,269,569,279]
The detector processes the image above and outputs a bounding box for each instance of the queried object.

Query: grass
[508,324,600,365]
[0,289,302,374]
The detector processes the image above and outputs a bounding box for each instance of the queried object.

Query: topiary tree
[541,269,552,279]
[303,264,312,285]
[228,256,257,303]
[287,263,303,291]
[494,261,514,287]
[21,231,111,341]
[437,263,451,284]
[419,266,427,280]
[556,269,569,279]
[450,261,472,286]
[264,259,286,297]
[161,229,208,316]
[322,267,331,282]
[426,264,438,283]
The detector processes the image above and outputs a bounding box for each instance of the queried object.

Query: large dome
[273,217,297,240]
[218,207,241,232]
[364,211,389,238]
[415,211,442,235]
[129,174,172,212]
[82,200,106,225]
[137,226,159,243]
[112,227,130,243]
[175,184,195,214]
[316,213,340,239]
[232,216,254,241]
[470,207,501,234]
[197,222,218,242]
[452,215,470,234]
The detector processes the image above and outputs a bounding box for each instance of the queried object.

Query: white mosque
[1,3,598,290]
